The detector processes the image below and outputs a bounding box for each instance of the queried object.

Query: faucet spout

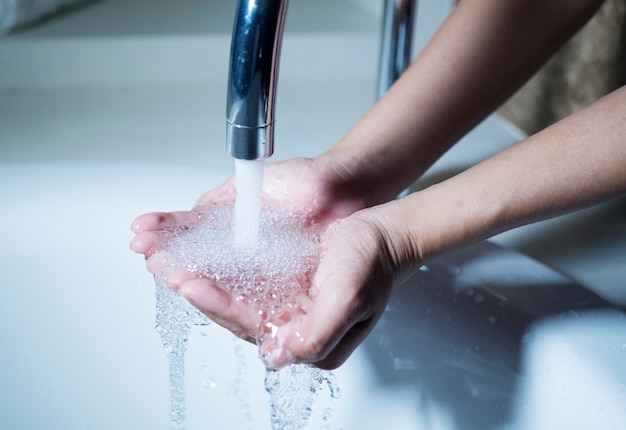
[226,0,290,160]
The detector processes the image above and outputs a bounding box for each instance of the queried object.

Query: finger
[130,231,163,255]
[131,211,201,233]
[308,317,379,370]
[146,250,169,276]
[160,267,257,343]
[166,268,199,291]
[178,278,263,340]
[261,283,363,370]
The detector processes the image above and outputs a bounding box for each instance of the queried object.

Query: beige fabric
[498,0,626,134]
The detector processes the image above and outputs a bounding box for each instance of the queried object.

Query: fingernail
[262,347,295,371]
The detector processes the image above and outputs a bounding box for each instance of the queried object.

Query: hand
[171,203,417,370]
[130,157,378,354]
[130,157,365,270]
[258,206,413,370]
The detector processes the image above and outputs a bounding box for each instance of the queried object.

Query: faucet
[226,0,289,160]
[226,0,416,160]
[377,0,416,99]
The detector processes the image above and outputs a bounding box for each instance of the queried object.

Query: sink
[1,163,624,430]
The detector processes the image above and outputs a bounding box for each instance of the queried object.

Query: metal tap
[225,0,415,160]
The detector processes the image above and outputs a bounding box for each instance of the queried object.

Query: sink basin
[1,163,624,430]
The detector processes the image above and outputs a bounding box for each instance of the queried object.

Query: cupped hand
[130,157,366,270]
[257,209,400,370]
[130,156,379,350]
[170,199,420,371]
[131,157,421,370]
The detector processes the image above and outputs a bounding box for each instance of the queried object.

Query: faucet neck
[226,0,290,160]
[378,0,416,99]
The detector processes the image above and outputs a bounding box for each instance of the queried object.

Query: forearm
[389,86,626,263]
[319,0,604,206]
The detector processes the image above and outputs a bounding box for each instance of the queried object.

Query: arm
[134,0,612,370]
[261,84,626,370]
[321,0,605,206]
[387,86,626,262]
[252,0,620,368]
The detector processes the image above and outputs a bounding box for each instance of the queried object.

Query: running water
[234,159,265,248]
[152,160,340,429]
[155,277,210,429]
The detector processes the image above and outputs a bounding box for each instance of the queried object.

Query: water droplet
[447,265,462,276]
[203,378,217,389]
[522,333,535,344]
[236,294,252,305]
[325,372,341,399]
[394,357,416,371]
[322,407,334,421]
[488,315,497,326]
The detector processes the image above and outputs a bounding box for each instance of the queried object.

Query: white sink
[1,163,624,430]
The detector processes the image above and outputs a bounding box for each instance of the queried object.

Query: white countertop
[1,0,624,307]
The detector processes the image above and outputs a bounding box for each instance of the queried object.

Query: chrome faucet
[226,0,415,160]
[226,0,289,160]
[378,0,416,99]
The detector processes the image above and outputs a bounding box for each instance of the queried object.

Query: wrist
[316,142,411,208]
[351,199,426,282]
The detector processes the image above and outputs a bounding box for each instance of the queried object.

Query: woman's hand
[130,157,366,273]
[130,156,390,361]
[175,202,421,370]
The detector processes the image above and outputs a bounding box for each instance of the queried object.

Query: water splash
[155,277,210,429]
[229,339,254,430]
[265,364,336,430]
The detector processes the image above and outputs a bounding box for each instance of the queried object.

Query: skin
[131,0,626,370]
